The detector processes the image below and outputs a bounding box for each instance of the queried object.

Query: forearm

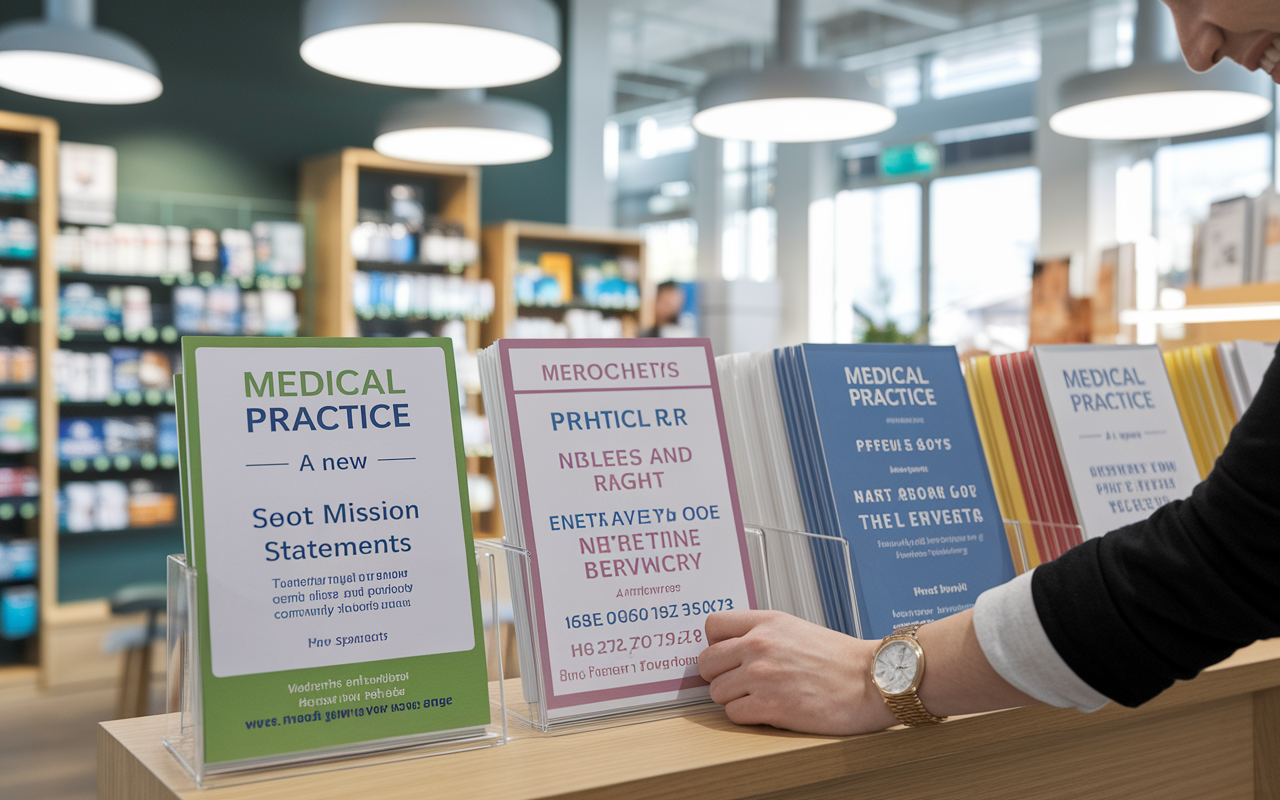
[915,609,1038,717]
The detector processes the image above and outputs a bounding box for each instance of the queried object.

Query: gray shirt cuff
[972,569,1110,712]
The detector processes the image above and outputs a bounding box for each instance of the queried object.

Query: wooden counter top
[99,639,1280,800]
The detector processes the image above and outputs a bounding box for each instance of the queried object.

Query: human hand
[697,609,896,735]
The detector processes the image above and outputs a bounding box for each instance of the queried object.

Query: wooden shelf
[1167,281,1280,346]
[298,148,480,339]
[480,221,651,346]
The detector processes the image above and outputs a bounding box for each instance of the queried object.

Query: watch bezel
[872,635,926,696]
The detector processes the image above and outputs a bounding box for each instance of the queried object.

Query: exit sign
[880,142,939,177]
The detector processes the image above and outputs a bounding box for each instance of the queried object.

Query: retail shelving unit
[0,111,55,682]
[299,148,480,339]
[297,149,501,536]
[43,190,309,687]
[480,221,651,345]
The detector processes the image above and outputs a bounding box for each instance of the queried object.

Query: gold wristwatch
[871,624,946,727]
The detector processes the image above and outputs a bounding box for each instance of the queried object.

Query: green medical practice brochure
[179,337,489,767]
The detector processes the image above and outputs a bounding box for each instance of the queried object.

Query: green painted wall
[0,0,570,223]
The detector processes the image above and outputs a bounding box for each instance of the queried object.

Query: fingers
[723,695,775,727]
[706,664,752,706]
[697,639,743,682]
[705,609,772,645]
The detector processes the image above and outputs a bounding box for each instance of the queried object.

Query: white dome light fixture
[374,90,553,165]
[693,0,895,143]
[300,0,561,89]
[1050,0,1271,140]
[0,0,162,104]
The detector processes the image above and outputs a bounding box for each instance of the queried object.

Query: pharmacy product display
[57,414,179,468]
[350,216,477,268]
[509,251,640,339]
[55,347,173,402]
[0,117,50,665]
[178,337,489,768]
[56,222,304,278]
[59,478,176,533]
[352,271,493,322]
[481,339,755,721]
[720,344,1014,640]
[966,345,1199,565]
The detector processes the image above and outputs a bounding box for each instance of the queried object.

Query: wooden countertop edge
[99,640,1280,800]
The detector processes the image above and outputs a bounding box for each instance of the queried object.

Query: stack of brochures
[1215,340,1275,417]
[481,338,757,722]
[1163,344,1239,478]
[966,344,1200,566]
[719,344,1015,640]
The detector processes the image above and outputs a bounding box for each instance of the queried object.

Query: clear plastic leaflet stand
[163,548,509,789]
[485,525,857,735]
[1002,519,1085,575]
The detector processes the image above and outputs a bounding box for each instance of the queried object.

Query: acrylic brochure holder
[487,524,857,735]
[1001,519,1086,575]
[163,547,509,789]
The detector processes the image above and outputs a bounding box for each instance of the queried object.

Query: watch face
[873,640,919,695]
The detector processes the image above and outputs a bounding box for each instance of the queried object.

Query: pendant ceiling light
[1050,0,1271,140]
[0,0,161,104]
[693,0,894,143]
[301,0,561,89]
[374,89,553,165]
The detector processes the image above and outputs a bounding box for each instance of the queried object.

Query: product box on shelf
[0,161,36,202]
[0,347,36,385]
[0,539,36,581]
[0,584,36,639]
[0,398,36,453]
[0,467,37,499]
[60,478,176,532]
[0,219,36,260]
[0,267,33,309]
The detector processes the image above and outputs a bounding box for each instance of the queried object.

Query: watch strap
[876,624,946,727]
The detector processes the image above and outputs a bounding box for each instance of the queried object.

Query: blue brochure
[777,344,1014,639]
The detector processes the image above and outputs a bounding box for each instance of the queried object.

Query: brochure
[179,337,489,767]
[481,339,755,720]
[1033,344,1200,540]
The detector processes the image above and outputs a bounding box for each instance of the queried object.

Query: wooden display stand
[480,221,651,345]
[99,639,1280,799]
[298,148,480,340]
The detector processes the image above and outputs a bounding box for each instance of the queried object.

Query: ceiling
[608,0,1104,112]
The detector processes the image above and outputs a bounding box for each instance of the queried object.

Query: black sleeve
[1031,343,1280,707]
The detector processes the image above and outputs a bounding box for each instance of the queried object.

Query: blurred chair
[104,583,166,719]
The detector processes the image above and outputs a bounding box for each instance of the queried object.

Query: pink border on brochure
[498,338,756,712]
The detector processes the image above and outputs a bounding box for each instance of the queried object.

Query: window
[722,140,776,281]
[1154,133,1272,278]
[929,166,1040,353]
[640,218,697,283]
[930,38,1040,100]
[636,111,697,160]
[879,61,922,109]
[810,184,921,343]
